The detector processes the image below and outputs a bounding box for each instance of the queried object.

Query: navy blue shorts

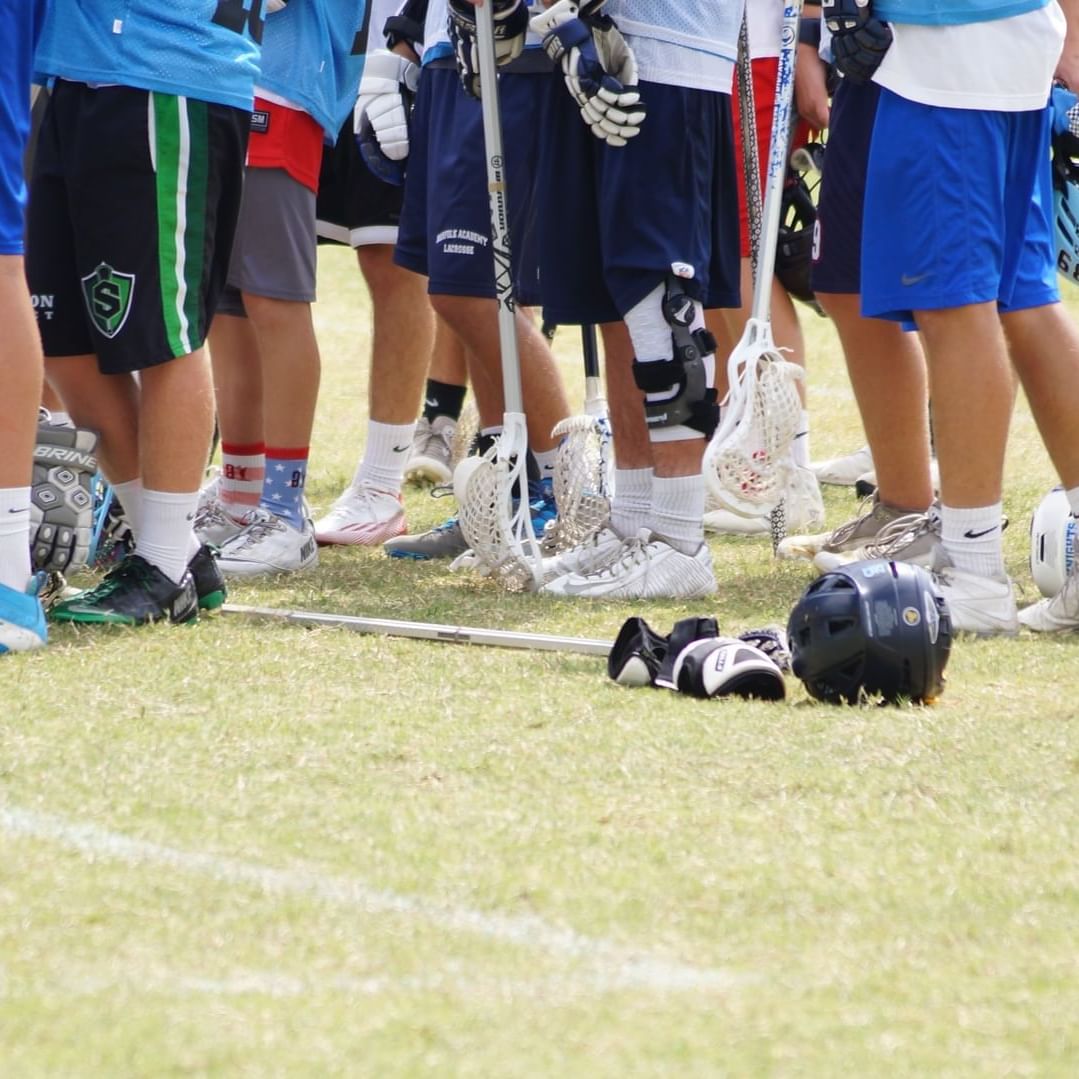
[811,77,879,297]
[535,74,740,325]
[395,64,543,304]
[862,90,1057,323]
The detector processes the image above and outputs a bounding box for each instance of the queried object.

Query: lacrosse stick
[704,0,805,553]
[452,1,543,591]
[547,325,613,551]
[222,603,611,656]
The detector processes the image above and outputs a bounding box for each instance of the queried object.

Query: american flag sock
[260,447,309,529]
[220,442,264,515]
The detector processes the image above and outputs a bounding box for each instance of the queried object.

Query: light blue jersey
[258,0,367,137]
[876,0,1049,27]
[605,0,742,63]
[34,0,262,112]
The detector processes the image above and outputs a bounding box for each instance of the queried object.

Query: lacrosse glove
[532,0,646,147]
[30,422,99,574]
[447,0,530,99]
[354,49,420,185]
[823,0,892,84]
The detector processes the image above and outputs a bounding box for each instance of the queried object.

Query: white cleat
[705,467,824,536]
[813,511,949,574]
[193,497,247,548]
[540,524,625,582]
[215,508,318,577]
[543,529,716,600]
[1018,567,1079,633]
[932,566,1018,637]
[313,484,406,546]
[405,415,456,486]
[777,495,910,562]
[810,445,873,487]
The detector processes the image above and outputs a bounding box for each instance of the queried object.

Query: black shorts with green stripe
[26,81,248,374]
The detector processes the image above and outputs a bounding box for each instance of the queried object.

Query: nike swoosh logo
[393,445,409,453]
[424,398,438,408]
[901,272,930,286]
[963,526,998,539]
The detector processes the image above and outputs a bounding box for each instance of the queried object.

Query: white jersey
[604,0,744,93]
[372,0,405,48]
[874,3,1064,111]
[747,0,783,60]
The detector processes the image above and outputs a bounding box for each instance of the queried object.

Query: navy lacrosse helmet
[776,144,824,314]
[787,559,952,705]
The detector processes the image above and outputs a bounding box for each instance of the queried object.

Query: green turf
[2,246,1079,1077]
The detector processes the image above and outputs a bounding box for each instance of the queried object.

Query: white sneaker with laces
[543,529,716,600]
[810,445,873,487]
[405,415,456,485]
[1018,566,1079,632]
[313,484,406,546]
[216,508,318,576]
[540,524,625,582]
[777,495,908,562]
[194,496,247,547]
[932,566,1018,636]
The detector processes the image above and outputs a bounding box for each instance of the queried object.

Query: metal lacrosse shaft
[750,0,803,324]
[222,604,612,657]
[475,1,525,420]
[735,8,763,291]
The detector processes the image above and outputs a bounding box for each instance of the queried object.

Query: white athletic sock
[137,488,200,584]
[610,467,653,538]
[111,478,144,540]
[651,473,705,555]
[940,502,1005,578]
[1065,485,1079,518]
[0,487,32,591]
[793,409,811,469]
[533,447,558,484]
[48,410,72,428]
[353,421,414,495]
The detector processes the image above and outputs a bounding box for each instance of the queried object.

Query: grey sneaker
[405,415,456,486]
[384,516,469,560]
[814,510,949,573]
[777,495,911,562]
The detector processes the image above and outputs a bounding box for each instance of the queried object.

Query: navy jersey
[34,0,263,112]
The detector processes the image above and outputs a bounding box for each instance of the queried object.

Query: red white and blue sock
[261,447,309,529]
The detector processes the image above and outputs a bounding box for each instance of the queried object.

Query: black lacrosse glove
[447,0,529,99]
[823,0,892,84]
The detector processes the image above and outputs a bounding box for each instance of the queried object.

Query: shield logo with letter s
[81,262,135,339]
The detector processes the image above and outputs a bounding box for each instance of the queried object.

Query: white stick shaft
[222,604,612,656]
[476,2,525,415]
[751,0,803,324]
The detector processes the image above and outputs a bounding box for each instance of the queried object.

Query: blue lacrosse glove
[823,0,892,84]
[531,0,646,147]
[447,0,529,99]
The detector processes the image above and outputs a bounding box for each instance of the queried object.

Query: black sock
[422,380,467,424]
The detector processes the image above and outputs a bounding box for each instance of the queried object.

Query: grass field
[3,246,1079,1077]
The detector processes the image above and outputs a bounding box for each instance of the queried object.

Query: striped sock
[220,442,264,514]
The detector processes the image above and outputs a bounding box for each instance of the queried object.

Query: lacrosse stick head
[545,412,612,552]
[453,420,542,592]
[706,325,804,518]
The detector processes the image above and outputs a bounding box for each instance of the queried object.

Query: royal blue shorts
[862,89,1058,323]
[395,63,544,304]
[535,74,740,325]
[0,0,44,255]
[811,77,879,296]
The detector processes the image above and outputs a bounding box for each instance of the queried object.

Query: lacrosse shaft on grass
[221,605,611,657]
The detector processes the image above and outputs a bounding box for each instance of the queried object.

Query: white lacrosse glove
[354,50,420,164]
[447,0,530,99]
[531,0,646,147]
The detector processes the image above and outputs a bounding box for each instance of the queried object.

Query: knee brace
[631,277,719,439]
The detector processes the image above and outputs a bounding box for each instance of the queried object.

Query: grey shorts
[221,165,317,313]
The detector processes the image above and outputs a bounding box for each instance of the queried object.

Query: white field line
[1,806,751,996]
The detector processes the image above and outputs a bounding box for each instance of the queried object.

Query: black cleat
[50,554,198,625]
[188,544,227,611]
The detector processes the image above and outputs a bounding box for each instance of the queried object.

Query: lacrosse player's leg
[311,119,432,543]
[0,0,47,649]
[778,77,935,567]
[31,85,247,624]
